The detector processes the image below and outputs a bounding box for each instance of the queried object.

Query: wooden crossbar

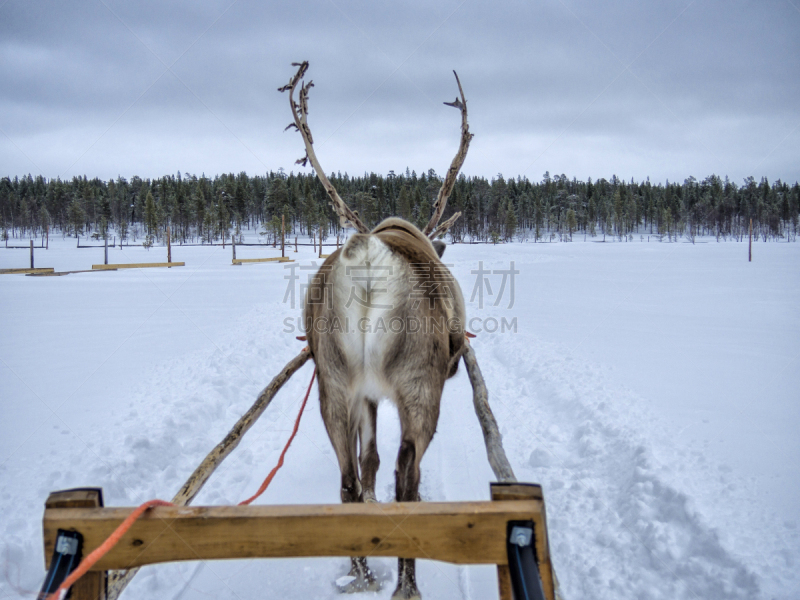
[232,257,294,264]
[91,262,185,270]
[44,500,542,569]
[43,483,555,600]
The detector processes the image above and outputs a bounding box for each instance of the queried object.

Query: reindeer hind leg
[338,399,382,592]
[359,399,380,503]
[391,381,443,600]
[321,387,379,593]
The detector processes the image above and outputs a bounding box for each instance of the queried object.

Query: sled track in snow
[484,338,760,599]
[1,301,790,600]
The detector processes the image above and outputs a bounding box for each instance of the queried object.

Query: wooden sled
[39,346,558,600]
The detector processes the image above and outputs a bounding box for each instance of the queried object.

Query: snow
[1,234,798,599]
[335,576,357,589]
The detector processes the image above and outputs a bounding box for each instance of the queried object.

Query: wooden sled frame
[40,346,556,600]
[43,483,554,600]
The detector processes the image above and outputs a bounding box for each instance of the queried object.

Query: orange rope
[46,367,317,600]
[46,499,173,600]
[238,367,315,506]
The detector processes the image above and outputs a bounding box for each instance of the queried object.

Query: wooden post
[232,240,236,261]
[44,488,106,600]
[281,214,285,258]
[104,235,108,265]
[295,236,298,252]
[491,483,556,600]
[167,229,172,264]
[749,218,752,262]
[337,234,340,249]
[46,224,49,250]
[30,239,34,268]
[319,237,322,259]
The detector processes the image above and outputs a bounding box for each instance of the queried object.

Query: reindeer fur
[304,218,466,598]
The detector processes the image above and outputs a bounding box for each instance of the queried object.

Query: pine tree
[398,186,412,221]
[318,210,328,245]
[260,215,281,246]
[565,208,577,241]
[303,183,318,235]
[412,187,423,223]
[203,208,215,243]
[355,191,377,228]
[38,205,51,235]
[613,189,623,237]
[19,199,30,235]
[505,199,518,241]
[144,191,157,238]
[67,198,86,237]
[267,177,288,216]
[216,201,230,242]
[233,212,243,243]
[417,195,431,230]
[195,189,206,239]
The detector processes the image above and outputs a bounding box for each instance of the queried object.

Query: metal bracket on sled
[39,529,83,599]
[40,488,107,600]
[490,482,555,600]
[507,520,546,600]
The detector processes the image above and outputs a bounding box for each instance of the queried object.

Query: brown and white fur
[304,217,466,599]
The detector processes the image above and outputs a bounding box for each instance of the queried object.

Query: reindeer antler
[428,211,462,240]
[423,71,474,238]
[279,62,369,234]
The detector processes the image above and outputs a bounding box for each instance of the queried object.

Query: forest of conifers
[2,169,798,245]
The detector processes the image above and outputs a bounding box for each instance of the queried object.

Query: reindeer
[280,62,473,600]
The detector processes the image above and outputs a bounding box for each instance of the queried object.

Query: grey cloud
[1,0,797,183]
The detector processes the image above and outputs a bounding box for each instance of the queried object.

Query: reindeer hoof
[391,588,421,600]
[336,558,380,593]
[336,574,381,594]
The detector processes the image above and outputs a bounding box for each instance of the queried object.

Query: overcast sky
[1,0,798,185]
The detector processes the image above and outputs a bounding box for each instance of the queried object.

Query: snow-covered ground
[1,233,798,599]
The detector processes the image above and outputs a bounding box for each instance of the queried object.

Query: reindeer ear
[432,240,446,258]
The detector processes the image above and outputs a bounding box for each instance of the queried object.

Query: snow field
[1,234,798,599]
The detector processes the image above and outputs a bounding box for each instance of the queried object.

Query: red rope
[46,367,317,600]
[238,367,315,505]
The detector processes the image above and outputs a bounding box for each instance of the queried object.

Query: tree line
[1,169,798,245]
